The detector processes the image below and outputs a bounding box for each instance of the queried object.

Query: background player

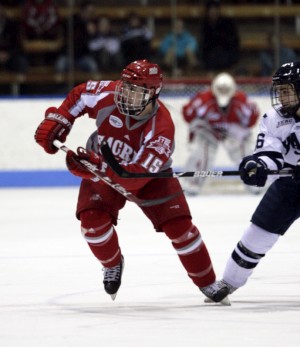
[216,62,300,297]
[34,59,229,304]
[181,72,260,195]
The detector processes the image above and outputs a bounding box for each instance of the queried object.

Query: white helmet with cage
[211,72,237,107]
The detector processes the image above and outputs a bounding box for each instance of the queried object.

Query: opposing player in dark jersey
[216,62,300,297]
[34,59,229,304]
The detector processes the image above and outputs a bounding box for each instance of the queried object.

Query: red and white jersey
[182,89,260,141]
[57,80,175,190]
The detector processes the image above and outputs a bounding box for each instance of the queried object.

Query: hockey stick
[53,140,181,207]
[100,141,298,179]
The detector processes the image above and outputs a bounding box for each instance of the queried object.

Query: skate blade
[204,296,231,306]
[110,293,118,301]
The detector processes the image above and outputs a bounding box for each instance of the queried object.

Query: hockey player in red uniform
[34,60,229,303]
[182,72,260,195]
[215,62,300,298]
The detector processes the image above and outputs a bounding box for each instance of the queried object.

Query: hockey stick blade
[101,141,298,179]
[53,140,180,207]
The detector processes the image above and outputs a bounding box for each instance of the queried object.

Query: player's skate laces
[200,281,230,305]
[103,255,124,300]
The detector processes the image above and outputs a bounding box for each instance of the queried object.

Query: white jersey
[254,108,300,170]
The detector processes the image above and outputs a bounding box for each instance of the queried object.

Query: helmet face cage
[271,83,300,118]
[115,60,163,119]
[211,73,236,107]
[115,80,152,119]
[271,62,300,118]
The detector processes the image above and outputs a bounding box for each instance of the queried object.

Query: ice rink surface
[1,187,300,347]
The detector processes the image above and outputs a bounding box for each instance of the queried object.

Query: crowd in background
[0,0,299,80]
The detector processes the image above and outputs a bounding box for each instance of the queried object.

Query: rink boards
[0,95,271,187]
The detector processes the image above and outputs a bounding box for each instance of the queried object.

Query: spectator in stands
[259,32,298,76]
[120,12,153,66]
[1,1,26,5]
[21,0,63,67]
[0,4,28,73]
[87,16,124,73]
[22,0,61,40]
[201,0,240,72]
[54,1,98,73]
[158,18,199,76]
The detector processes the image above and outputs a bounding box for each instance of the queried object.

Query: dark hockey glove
[34,107,74,154]
[66,147,102,179]
[239,155,268,187]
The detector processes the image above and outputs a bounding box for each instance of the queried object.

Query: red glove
[34,107,74,154]
[66,147,102,179]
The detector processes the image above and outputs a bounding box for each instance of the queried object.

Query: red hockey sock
[80,209,121,268]
[162,217,216,288]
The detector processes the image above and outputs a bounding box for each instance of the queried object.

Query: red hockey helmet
[115,60,163,119]
[121,60,163,95]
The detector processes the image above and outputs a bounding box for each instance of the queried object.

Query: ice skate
[103,255,124,300]
[221,279,237,295]
[203,280,236,305]
[200,281,231,306]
